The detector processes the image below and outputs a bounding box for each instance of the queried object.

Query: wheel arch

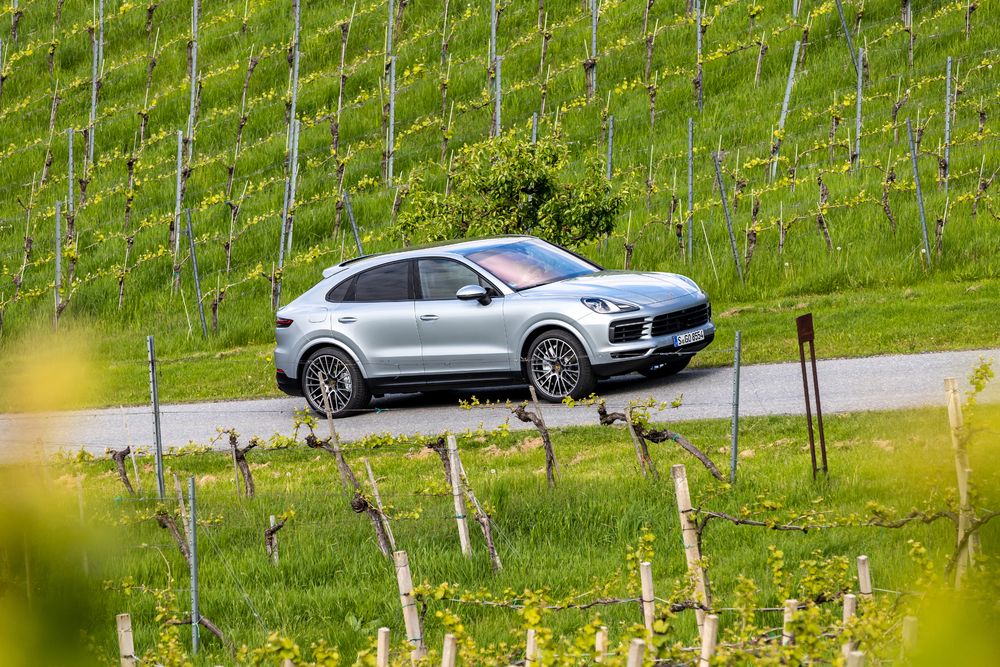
[518,321,593,378]
[296,338,367,381]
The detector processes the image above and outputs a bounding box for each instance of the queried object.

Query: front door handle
[337,316,357,324]
[419,314,439,322]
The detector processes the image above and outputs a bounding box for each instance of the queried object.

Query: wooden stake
[594,625,608,662]
[841,593,857,657]
[699,614,718,665]
[116,613,137,667]
[626,638,645,667]
[672,464,708,640]
[847,650,865,667]
[782,599,798,645]
[945,376,974,574]
[441,633,457,667]
[525,628,538,667]
[639,561,655,634]
[376,627,390,667]
[447,435,472,556]
[393,551,426,659]
[269,515,279,564]
[456,457,502,571]
[857,555,872,597]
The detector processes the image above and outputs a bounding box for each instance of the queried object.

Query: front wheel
[638,353,692,378]
[526,330,596,402]
[301,346,371,417]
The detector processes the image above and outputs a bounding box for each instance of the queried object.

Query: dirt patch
[405,447,435,460]
[718,306,752,318]
[197,474,218,486]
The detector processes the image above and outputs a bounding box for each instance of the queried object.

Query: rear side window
[326,278,353,303]
[352,261,411,302]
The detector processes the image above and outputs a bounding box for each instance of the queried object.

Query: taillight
[276,317,294,328]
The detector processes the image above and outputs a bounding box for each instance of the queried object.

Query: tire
[526,330,596,402]
[301,346,371,418]
[638,353,692,379]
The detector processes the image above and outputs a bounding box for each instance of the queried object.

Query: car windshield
[459,239,598,290]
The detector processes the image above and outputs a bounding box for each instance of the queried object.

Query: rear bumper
[592,330,715,377]
[276,370,302,397]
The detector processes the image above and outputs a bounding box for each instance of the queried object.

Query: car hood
[518,271,701,305]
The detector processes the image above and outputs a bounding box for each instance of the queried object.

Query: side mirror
[456,284,491,305]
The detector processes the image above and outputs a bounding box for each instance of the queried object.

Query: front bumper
[592,330,715,376]
[580,297,716,377]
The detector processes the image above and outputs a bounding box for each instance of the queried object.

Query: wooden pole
[147,335,165,499]
[699,614,718,665]
[841,593,857,657]
[594,625,608,662]
[846,650,865,667]
[441,633,457,667]
[525,628,538,667]
[782,599,798,645]
[639,561,655,635]
[116,613,137,667]
[188,476,200,655]
[672,464,707,640]
[857,555,872,597]
[376,627,390,667]
[393,551,426,659]
[626,638,645,667]
[447,435,472,556]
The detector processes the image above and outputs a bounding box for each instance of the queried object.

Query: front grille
[651,303,711,337]
[609,317,646,344]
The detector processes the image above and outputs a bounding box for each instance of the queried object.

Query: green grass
[0,1,997,404]
[7,404,998,663]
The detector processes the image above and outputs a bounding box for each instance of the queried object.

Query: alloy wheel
[529,338,581,398]
[304,353,354,414]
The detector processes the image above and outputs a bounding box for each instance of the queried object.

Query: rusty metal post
[796,313,827,478]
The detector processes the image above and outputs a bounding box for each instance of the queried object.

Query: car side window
[352,261,412,302]
[326,277,354,303]
[417,259,493,300]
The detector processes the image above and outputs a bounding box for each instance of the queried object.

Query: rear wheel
[301,346,371,417]
[526,330,596,402]
[638,353,692,378]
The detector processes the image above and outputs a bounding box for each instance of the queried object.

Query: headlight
[581,297,639,314]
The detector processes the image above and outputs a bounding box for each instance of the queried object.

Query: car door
[334,260,423,379]
[415,258,511,376]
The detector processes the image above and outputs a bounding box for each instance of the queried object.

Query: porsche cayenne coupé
[275,236,714,417]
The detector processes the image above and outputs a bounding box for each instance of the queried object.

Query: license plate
[674,329,705,347]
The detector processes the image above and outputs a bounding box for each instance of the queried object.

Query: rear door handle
[419,314,439,322]
[337,316,357,324]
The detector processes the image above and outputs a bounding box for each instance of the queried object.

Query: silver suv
[275,236,714,416]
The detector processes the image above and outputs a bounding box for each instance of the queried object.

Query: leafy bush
[396,133,623,248]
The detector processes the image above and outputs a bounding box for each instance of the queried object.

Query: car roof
[323,235,533,276]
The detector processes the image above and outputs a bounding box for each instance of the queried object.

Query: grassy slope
[18,404,994,662]
[0,0,997,406]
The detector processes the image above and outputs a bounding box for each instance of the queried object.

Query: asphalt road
[1,348,997,460]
